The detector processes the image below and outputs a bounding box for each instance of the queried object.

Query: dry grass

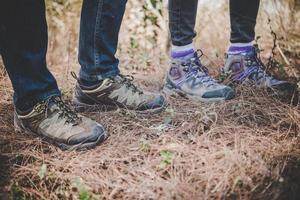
[1,84,300,199]
[0,57,5,78]
[1,1,300,200]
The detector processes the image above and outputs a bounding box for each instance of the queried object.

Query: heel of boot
[14,113,23,133]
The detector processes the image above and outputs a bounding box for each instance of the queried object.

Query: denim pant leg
[168,0,198,46]
[0,0,60,112]
[79,0,128,82]
[230,0,260,43]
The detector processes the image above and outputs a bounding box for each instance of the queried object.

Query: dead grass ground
[1,1,300,200]
[0,78,300,199]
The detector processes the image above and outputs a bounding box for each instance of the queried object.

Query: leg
[229,0,260,43]
[168,0,198,47]
[0,1,107,150]
[164,0,235,102]
[73,0,166,113]
[78,0,127,82]
[225,0,295,98]
[0,0,60,112]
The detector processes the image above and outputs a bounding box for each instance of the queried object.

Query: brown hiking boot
[72,75,166,113]
[14,96,107,150]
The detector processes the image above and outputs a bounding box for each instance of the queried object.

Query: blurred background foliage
[1,0,300,83]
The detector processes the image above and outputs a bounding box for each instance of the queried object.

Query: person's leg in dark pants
[168,0,198,47]
[73,0,166,113]
[225,0,295,96]
[226,0,260,56]
[78,0,127,82]
[229,0,260,44]
[164,0,234,102]
[0,1,106,150]
[0,0,60,112]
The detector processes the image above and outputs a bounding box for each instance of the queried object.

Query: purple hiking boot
[164,49,235,102]
[223,46,296,96]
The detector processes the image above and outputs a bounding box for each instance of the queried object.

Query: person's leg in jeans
[0,1,60,112]
[0,0,106,150]
[164,0,234,102]
[224,0,295,95]
[78,0,124,82]
[73,0,166,113]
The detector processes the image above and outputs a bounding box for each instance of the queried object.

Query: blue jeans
[0,0,126,111]
[169,0,260,46]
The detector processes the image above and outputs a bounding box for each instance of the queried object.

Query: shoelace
[119,74,144,95]
[234,54,271,83]
[182,49,216,87]
[51,97,82,125]
[33,97,81,125]
[71,71,144,96]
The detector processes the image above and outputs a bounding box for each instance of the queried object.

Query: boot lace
[32,97,81,125]
[51,97,81,125]
[234,53,272,83]
[119,75,144,95]
[181,49,216,87]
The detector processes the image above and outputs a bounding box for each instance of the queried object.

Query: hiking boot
[163,50,235,102]
[72,74,166,113]
[14,96,107,150]
[223,46,296,96]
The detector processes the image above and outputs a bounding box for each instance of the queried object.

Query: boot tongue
[48,96,81,124]
[113,75,124,83]
[47,97,61,112]
[178,56,207,75]
[47,96,69,113]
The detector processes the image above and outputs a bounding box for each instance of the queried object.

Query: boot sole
[163,85,232,103]
[14,114,107,151]
[72,98,167,115]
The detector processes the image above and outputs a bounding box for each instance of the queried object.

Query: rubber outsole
[14,114,107,151]
[162,85,234,103]
[72,98,167,115]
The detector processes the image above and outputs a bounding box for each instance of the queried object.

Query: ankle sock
[171,43,195,59]
[228,42,254,55]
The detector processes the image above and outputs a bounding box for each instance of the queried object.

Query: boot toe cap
[202,86,235,100]
[139,95,166,111]
[68,124,106,146]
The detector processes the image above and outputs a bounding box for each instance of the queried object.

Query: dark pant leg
[168,0,198,46]
[230,0,260,43]
[0,0,60,112]
[78,0,128,81]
